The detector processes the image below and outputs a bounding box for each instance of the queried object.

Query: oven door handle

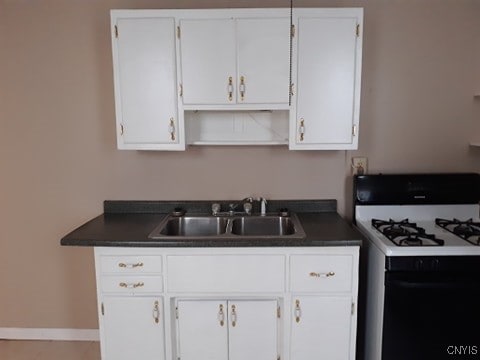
[386,278,480,290]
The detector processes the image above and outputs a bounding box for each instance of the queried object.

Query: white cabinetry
[291,296,353,359]
[109,8,363,150]
[177,299,278,360]
[94,247,359,360]
[289,8,363,150]
[179,13,290,107]
[102,296,164,360]
[96,254,165,360]
[111,11,184,150]
[290,254,357,360]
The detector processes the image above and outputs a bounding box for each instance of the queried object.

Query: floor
[0,340,100,360]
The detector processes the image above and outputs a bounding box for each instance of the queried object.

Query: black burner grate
[372,219,444,246]
[435,218,480,245]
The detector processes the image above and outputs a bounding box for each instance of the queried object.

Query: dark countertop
[60,200,363,247]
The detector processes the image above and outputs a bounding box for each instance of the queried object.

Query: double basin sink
[148,213,306,240]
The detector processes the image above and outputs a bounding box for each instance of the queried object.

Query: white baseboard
[0,328,99,341]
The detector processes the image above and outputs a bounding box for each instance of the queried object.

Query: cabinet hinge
[175,306,179,319]
[120,124,124,136]
[114,25,118,38]
[101,302,104,316]
[351,302,355,315]
[352,124,357,136]
[179,84,183,97]
[277,306,281,318]
[356,24,360,37]
[177,26,180,39]
[290,83,295,96]
[290,24,295,38]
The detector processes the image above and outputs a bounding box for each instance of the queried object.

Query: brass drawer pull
[299,118,305,141]
[153,301,160,324]
[119,282,144,289]
[294,299,301,323]
[231,304,237,327]
[168,118,176,141]
[239,76,246,101]
[218,304,225,327]
[227,76,233,101]
[309,271,335,278]
[118,262,144,269]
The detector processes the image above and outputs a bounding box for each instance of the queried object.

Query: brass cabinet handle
[294,299,301,323]
[218,304,225,327]
[153,300,160,324]
[239,76,246,101]
[119,282,144,289]
[231,304,237,327]
[118,262,144,269]
[299,118,305,142]
[228,76,233,101]
[168,117,176,141]
[309,271,335,278]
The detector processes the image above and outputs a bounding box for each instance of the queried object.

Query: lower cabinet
[94,247,359,360]
[101,296,165,360]
[291,296,353,360]
[176,299,279,360]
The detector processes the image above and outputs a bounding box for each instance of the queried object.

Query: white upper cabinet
[111,12,184,150]
[289,8,363,150]
[178,10,290,108]
[109,8,363,150]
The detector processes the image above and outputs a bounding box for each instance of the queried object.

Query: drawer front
[167,255,285,293]
[290,255,353,293]
[101,275,164,294]
[100,256,162,274]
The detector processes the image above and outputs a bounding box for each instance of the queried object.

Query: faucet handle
[243,202,253,215]
[212,203,221,215]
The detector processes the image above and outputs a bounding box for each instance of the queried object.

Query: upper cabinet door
[290,10,363,150]
[179,14,290,107]
[236,18,290,104]
[112,15,184,150]
[179,19,236,105]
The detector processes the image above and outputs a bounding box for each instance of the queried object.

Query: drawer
[100,256,162,274]
[290,255,353,293]
[101,275,164,294]
[167,255,285,293]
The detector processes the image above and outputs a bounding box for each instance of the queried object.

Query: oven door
[383,271,480,360]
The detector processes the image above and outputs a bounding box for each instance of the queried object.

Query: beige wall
[0,0,479,329]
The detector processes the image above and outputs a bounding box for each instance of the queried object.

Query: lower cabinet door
[176,299,279,360]
[228,300,279,360]
[102,296,165,360]
[177,300,229,360]
[291,295,353,360]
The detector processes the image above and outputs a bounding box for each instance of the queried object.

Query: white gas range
[355,204,480,256]
[354,173,480,360]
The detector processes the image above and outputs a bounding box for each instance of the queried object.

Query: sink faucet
[211,197,254,216]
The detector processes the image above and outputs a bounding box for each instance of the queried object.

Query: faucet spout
[259,197,267,216]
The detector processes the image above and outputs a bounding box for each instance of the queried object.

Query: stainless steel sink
[148,213,306,240]
[231,216,296,236]
[153,216,229,237]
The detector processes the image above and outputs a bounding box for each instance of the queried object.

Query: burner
[436,218,480,245]
[372,218,444,246]
[399,235,424,246]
